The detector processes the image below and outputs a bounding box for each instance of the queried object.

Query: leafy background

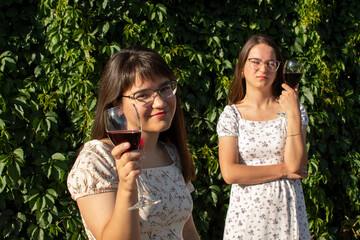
[0,0,359,239]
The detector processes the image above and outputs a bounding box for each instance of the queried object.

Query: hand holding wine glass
[276,60,304,117]
[104,104,161,210]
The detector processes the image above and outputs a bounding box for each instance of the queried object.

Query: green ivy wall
[0,0,359,239]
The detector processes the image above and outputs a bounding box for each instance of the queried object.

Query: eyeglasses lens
[133,82,177,105]
[249,59,279,72]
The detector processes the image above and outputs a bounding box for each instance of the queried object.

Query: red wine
[107,130,141,150]
[284,72,302,88]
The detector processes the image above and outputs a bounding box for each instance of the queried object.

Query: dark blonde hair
[91,46,195,183]
[229,34,284,104]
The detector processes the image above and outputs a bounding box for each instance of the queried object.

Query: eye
[267,61,277,68]
[157,84,171,96]
[134,90,153,101]
[250,59,261,65]
[160,85,171,92]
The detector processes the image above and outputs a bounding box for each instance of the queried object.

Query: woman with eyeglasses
[217,35,311,239]
[67,46,200,240]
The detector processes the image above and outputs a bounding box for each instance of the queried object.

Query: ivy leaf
[51,153,66,161]
[13,148,24,160]
[1,56,16,71]
[102,22,110,34]
[302,86,314,105]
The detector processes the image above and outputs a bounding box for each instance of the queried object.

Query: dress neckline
[231,104,282,123]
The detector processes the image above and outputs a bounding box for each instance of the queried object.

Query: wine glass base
[128,199,161,210]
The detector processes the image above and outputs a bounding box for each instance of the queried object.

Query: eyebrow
[248,57,277,61]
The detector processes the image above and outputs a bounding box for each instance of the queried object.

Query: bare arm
[77,189,140,240]
[283,124,308,173]
[219,136,304,185]
[183,215,200,240]
[76,142,142,240]
[280,83,308,173]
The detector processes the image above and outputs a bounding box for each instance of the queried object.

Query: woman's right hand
[278,83,300,117]
[111,142,143,193]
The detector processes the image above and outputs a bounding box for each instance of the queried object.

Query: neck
[141,131,170,169]
[243,90,276,108]
[141,131,160,151]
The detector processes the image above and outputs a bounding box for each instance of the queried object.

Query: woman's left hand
[278,83,300,116]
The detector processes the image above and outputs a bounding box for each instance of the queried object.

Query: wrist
[118,188,139,210]
[286,111,301,121]
[287,133,302,137]
[118,184,138,199]
[279,163,287,178]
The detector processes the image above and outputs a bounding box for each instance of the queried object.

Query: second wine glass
[276,60,305,117]
[104,104,161,210]
[283,60,304,89]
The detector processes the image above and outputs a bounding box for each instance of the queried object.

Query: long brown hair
[91,46,195,183]
[228,34,284,104]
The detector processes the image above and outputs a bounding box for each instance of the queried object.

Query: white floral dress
[217,104,311,240]
[67,140,194,240]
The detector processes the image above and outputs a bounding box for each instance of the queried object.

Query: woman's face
[243,43,278,91]
[121,75,176,134]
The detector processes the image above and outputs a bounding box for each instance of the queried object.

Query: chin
[158,123,172,132]
[143,122,172,133]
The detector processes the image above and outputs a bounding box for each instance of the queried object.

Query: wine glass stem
[137,175,149,201]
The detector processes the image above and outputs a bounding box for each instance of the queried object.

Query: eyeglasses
[121,80,177,106]
[247,58,280,72]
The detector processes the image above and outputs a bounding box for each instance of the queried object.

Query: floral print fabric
[217,104,311,240]
[67,140,193,240]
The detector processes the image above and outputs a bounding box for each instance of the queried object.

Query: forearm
[101,189,140,240]
[284,113,307,173]
[219,137,286,185]
[221,163,285,185]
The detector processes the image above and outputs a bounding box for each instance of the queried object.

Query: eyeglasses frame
[247,58,281,72]
[120,80,178,106]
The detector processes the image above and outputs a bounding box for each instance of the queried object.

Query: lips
[151,111,167,118]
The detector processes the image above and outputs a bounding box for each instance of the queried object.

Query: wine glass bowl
[283,60,304,88]
[104,104,161,210]
[104,104,141,151]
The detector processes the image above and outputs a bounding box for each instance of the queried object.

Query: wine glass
[104,104,161,210]
[276,60,305,117]
[283,60,304,89]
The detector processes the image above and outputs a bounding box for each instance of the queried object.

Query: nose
[151,92,166,107]
[259,62,268,72]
